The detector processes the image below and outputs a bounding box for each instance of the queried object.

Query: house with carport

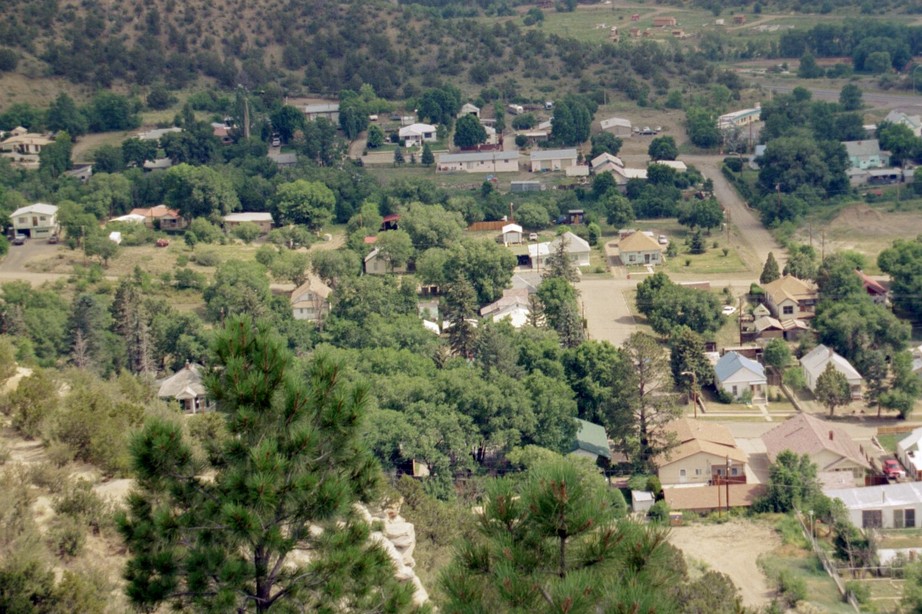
[800,344,864,399]
[714,351,766,402]
[530,149,578,172]
[826,482,922,529]
[763,413,872,486]
[656,418,748,486]
[617,231,662,266]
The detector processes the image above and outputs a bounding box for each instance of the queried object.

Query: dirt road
[684,155,787,271]
[578,277,637,346]
[669,519,780,608]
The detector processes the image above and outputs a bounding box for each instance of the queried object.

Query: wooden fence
[795,511,862,612]
[466,221,506,232]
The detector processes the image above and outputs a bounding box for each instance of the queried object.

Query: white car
[721,305,737,316]
[658,235,668,245]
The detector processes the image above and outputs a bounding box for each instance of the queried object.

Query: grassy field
[664,242,748,276]
[758,549,855,613]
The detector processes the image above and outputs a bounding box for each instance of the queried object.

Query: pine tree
[543,234,579,283]
[421,143,434,166]
[443,280,478,359]
[439,458,684,612]
[111,280,153,375]
[117,317,414,613]
[689,229,705,255]
[556,300,585,348]
[760,251,781,284]
[393,145,405,165]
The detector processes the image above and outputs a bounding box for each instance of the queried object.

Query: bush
[648,500,670,524]
[723,156,743,173]
[231,222,261,244]
[845,580,870,605]
[173,267,207,290]
[185,218,223,245]
[53,479,109,534]
[514,134,528,147]
[716,388,734,404]
[192,248,222,267]
[776,570,806,607]
[47,516,86,558]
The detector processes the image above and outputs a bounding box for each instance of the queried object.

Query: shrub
[723,157,743,173]
[192,248,222,267]
[716,388,734,404]
[47,516,86,557]
[52,479,110,534]
[176,254,189,266]
[845,580,870,605]
[185,218,223,245]
[648,500,670,524]
[231,222,261,244]
[173,267,206,290]
[776,570,806,607]
[515,134,528,147]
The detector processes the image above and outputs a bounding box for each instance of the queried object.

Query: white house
[652,160,688,172]
[481,289,532,328]
[826,482,922,529]
[715,352,766,402]
[800,344,864,399]
[399,123,437,147]
[303,103,340,122]
[436,151,519,173]
[599,117,632,137]
[290,279,331,323]
[501,223,522,245]
[618,231,663,266]
[717,105,761,130]
[884,110,922,138]
[530,149,578,172]
[590,152,624,174]
[364,247,407,275]
[898,429,922,481]
[527,232,591,270]
[10,203,58,239]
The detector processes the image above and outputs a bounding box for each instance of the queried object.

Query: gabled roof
[572,418,611,460]
[715,351,765,384]
[600,117,631,130]
[460,102,480,113]
[656,418,747,466]
[590,152,623,170]
[753,316,783,333]
[652,160,687,172]
[843,139,884,158]
[530,148,578,162]
[762,275,816,304]
[291,279,331,304]
[158,363,207,400]
[898,428,922,455]
[855,269,887,295]
[481,288,530,316]
[502,223,522,234]
[12,203,58,217]
[800,344,863,383]
[130,205,180,219]
[762,413,871,470]
[554,231,590,254]
[438,151,519,163]
[619,231,661,253]
[399,123,436,137]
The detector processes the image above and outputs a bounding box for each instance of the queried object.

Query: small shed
[631,491,655,514]
[570,418,611,462]
[501,223,523,245]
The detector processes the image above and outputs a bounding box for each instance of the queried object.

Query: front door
[31,216,38,227]
[644,253,651,264]
[679,469,687,483]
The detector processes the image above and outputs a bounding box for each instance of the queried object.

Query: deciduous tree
[815,363,851,416]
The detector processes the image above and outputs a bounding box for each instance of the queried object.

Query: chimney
[829,430,834,441]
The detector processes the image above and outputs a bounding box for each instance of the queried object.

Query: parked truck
[507,104,524,115]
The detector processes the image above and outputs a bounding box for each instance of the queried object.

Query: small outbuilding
[501,223,523,245]
[570,418,611,463]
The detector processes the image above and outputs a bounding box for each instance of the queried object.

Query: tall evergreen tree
[543,234,579,283]
[760,251,781,284]
[443,279,478,359]
[669,326,714,394]
[421,143,434,166]
[117,317,414,613]
[111,280,153,375]
[439,458,683,612]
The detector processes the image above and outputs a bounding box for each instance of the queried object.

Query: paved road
[684,155,787,271]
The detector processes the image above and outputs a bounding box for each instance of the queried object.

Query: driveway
[0,237,61,274]
[577,277,637,346]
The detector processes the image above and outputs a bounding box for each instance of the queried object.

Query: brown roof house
[761,275,818,320]
[655,418,748,486]
[618,231,663,266]
[130,205,187,230]
[223,212,274,235]
[290,279,331,324]
[664,483,765,515]
[762,413,872,485]
[157,363,212,413]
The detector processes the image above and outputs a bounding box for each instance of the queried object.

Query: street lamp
[681,370,698,418]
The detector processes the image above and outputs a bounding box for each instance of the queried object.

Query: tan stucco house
[618,231,663,266]
[762,275,818,320]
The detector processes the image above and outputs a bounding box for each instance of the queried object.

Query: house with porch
[800,344,864,399]
[761,275,818,320]
[530,149,578,172]
[10,204,58,239]
[714,351,767,402]
[843,139,891,170]
[763,413,872,486]
[157,363,212,413]
[617,231,663,266]
[399,123,437,147]
[656,418,748,486]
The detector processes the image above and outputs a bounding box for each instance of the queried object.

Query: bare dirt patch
[669,518,781,608]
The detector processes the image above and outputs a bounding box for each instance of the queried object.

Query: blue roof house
[715,351,767,403]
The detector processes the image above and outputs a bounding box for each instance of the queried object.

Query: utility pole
[725,455,731,513]
[738,296,744,345]
[682,371,698,418]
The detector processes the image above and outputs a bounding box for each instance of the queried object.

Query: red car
[156,238,170,248]
[883,459,906,480]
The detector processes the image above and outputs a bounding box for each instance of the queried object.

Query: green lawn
[877,433,902,455]
[758,552,854,614]
[663,243,748,275]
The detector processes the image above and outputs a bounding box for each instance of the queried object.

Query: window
[783,305,794,315]
[732,385,738,396]
[862,510,882,529]
[679,469,686,477]
[895,509,916,529]
[731,467,739,476]
[694,468,701,476]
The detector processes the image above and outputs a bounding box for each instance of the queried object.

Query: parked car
[48,234,59,244]
[271,137,281,147]
[155,238,170,248]
[528,232,539,241]
[883,459,906,480]
[11,234,26,246]
[658,234,668,245]
[721,305,737,316]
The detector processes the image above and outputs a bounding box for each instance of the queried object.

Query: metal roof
[530,148,577,161]
[11,203,57,217]
[438,151,519,163]
[715,351,765,384]
[572,418,611,460]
